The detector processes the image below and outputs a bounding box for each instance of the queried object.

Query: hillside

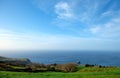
[0,56,31,65]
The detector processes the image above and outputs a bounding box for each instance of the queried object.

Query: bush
[55,63,77,72]
[85,64,94,67]
[26,63,47,72]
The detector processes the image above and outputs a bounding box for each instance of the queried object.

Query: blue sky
[0,0,120,51]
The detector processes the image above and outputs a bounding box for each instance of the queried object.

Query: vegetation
[0,56,31,66]
[0,62,77,72]
[0,66,120,78]
[1,56,120,78]
[55,63,77,72]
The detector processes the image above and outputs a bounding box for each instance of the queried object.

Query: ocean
[1,51,120,66]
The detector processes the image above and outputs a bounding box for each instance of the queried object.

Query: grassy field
[1,67,120,78]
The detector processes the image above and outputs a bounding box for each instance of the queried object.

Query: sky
[0,0,120,51]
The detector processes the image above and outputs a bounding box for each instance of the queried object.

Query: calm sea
[1,51,120,66]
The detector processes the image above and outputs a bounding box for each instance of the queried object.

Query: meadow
[1,66,120,78]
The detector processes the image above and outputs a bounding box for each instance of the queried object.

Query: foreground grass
[0,67,120,78]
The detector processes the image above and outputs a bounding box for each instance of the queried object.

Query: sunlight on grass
[1,67,120,78]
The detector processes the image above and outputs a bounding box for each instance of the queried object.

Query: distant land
[0,56,31,65]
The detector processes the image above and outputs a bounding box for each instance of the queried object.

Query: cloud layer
[0,28,120,51]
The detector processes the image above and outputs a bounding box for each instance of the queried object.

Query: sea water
[1,51,120,66]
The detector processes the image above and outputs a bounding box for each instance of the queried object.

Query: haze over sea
[1,51,120,66]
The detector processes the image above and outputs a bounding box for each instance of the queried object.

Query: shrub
[26,63,47,71]
[85,64,94,67]
[55,63,77,72]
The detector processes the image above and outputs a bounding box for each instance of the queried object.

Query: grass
[11,66,26,69]
[1,66,120,78]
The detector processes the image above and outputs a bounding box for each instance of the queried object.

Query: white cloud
[101,10,120,19]
[76,0,109,23]
[0,29,31,40]
[0,28,120,51]
[101,11,112,17]
[55,2,74,20]
[89,17,120,38]
[90,27,101,34]
[101,18,120,38]
[53,0,114,30]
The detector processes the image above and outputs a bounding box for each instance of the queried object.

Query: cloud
[101,11,112,17]
[55,1,74,20]
[31,0,120,39]
[0,29,31,40]
[1,28,120,51]
[90,27,101,34]
[53,0,112,26]
[89,17,120,38]
[101,18,120,38]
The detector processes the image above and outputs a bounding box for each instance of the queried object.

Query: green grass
[11,66,26,69]
[0,67,120,78]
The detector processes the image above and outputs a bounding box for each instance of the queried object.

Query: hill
[0,56,31,65]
